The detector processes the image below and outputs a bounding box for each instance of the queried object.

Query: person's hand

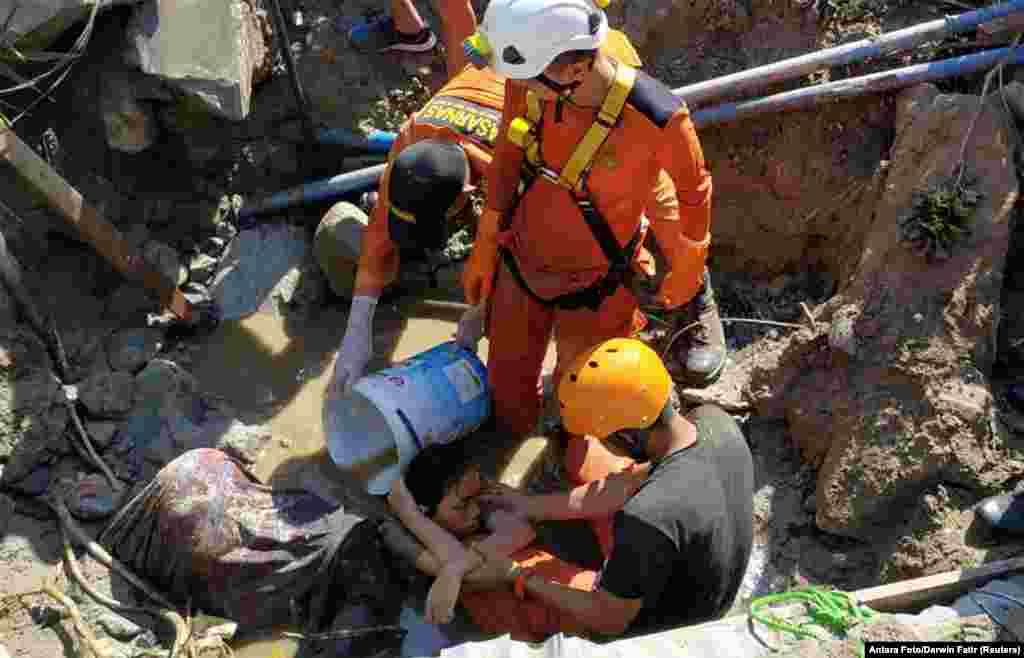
[462,555,518,592]
[425,562,469,625]
[388,475,416,514]
[462,209,502,305]
[478,488,533,521]
[455,304,486,351]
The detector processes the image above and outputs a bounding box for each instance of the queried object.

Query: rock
[79,371,137,418]
[142,240,187,287]
[62,328,110,384]
[65,473,124,521]
[216,420,273,464]
[99,72,165,154]
[105,328,164,373]
[86,421,120,451]
[0,328,68,485]
[315,202,368,298]
[95,610,144,641]
[210,224,310,321]
[5,0,142,51]
[746,85,1021,539]
[189,253,220,282]
[126,0,272,120]
[105,282,159,326]
[5,463,52,497]
[803,494,817,514]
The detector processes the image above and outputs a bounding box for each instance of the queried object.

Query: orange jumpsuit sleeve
[485,79,529,216]
[647,108,713,302]
[353,121,417,296]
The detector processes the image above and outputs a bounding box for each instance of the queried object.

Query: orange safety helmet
[558,338,673,438]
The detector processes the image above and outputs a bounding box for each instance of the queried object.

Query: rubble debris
[78,371,136,418]
[126,0,272,120]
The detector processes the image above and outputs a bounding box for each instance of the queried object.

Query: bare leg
[392,0,427,35]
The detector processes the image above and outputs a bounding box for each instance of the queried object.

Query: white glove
[332,295,378,395]
[455,304,486,351]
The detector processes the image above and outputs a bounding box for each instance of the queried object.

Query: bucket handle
[395,409,424,451]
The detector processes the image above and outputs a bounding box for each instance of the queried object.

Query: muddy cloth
[596,405,754,635]
[99,448,404,633]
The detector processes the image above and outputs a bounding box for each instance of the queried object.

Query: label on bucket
[444,359,485,405]
[327,341,492,495]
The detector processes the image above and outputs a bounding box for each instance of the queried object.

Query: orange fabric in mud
[460,546,597,641]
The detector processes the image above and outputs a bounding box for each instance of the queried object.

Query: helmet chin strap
[536,73,581,96]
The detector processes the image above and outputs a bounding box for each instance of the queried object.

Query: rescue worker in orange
[459,0,727,439]
[331,5,671,395]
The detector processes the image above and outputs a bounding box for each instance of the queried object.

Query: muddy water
[188,299,548,658]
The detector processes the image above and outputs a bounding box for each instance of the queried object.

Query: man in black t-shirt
[478,338,754,637]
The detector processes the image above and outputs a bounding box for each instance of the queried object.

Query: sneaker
[347,16,438,54]
[977,490,1024,534]
[669,267,726,388]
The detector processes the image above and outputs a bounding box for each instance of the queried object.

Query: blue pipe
[675,0,1024,106]
[317,128,397,153]
[693,46,1024,129]
[239,163,387,220]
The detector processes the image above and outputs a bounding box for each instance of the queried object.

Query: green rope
[749,586,877,642]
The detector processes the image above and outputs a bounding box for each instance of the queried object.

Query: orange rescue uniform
[484,70,713,437]
[354,67,505,295]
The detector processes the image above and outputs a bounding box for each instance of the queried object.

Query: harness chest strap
[509,63,637,190]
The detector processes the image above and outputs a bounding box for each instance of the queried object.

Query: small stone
[913,313,924,323]
[189,253,220,282]
[828,317,858,357]
[66,473,122,521]
[201,236,228,254]
[106,328,164,373]
[6,463,52,497]
[79,371,137,418]
[278,437,292,448]
[216,420,273,464]
[86,421,120,451]
[804,494,817,514]
[96,610,144,640]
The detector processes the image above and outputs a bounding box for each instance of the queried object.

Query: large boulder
[745,84,1022,539]
[4,0,142,51]
[126,0,272,121]
[314,202,367,298]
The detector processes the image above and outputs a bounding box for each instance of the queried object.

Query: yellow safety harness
[500,64,646,312]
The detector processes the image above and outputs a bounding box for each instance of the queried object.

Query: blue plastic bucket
[324,341,491,495]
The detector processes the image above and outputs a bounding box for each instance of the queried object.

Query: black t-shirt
[596,405,754,634]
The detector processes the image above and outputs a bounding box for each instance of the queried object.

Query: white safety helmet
[473,0,609,80]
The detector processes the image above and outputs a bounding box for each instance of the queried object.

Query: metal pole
[692,45,1024,128]
[268,0,319,170]
[675,0,1024,107]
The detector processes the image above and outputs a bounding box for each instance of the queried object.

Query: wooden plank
[853,556,1024,612]
[0,124,193,323]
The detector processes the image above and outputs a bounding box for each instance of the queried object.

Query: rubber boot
[670,267,726,389]
[977,490,1024,534]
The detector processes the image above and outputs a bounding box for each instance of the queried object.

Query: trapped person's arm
[480,465,649,522]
